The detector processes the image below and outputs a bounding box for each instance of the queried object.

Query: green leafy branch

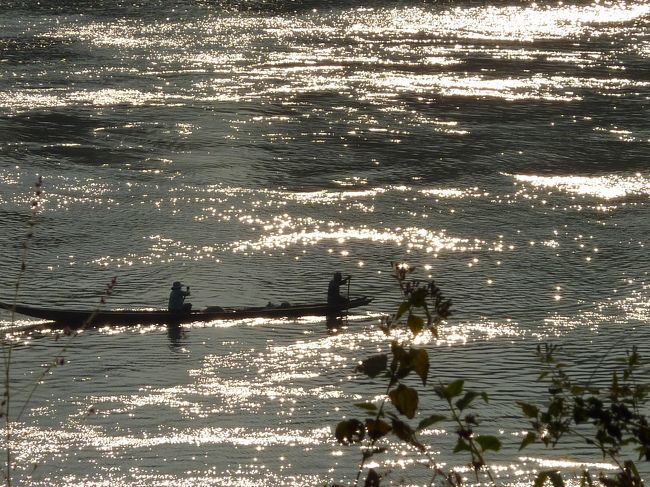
[433,379,500,485]
[518,344,650,487]
[334,263,500,486]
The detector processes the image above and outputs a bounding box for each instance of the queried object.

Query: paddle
[345,275,351,325]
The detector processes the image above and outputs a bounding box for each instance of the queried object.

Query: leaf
[407,314,425,336]
[389,384,419,419]
[366,419,392,441]
[428,324,439,339]
[391,418,425,452]
[570,385,586,395]
[417,414,447,431]
[396,301,411,320]
[579,470,596,487]
[410,288,427,307]
[391,341,407,364]
[394,367,412,381]
[519,432,537,450]
[364,469,381,487]
[623,460,641,481]
[453,438,471,453]
[355,402,378,413]
[409,348,429,385]
[533,470,565,487]
[442,379,464,400]
[335,419,365,445]
[357,354,388,378]
[548,398,564,417]
[475,435,502,452]
[456,391,480,411]
[518,401,540,418]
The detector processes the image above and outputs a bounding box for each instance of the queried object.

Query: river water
[1,0,649,485]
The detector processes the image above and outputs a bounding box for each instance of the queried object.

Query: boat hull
[0,297,372,327]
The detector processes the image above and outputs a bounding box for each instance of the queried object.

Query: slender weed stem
[2,176,42,487]
[15,277,117,423]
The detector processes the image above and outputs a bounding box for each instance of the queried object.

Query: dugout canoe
[0,296,372,327]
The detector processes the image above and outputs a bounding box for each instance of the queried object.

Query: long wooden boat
[0,296,372,327]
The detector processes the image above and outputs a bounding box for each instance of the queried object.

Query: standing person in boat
[327,272,350,306]
[168,281,192,312]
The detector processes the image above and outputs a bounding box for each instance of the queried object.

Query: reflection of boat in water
[0,296,373,328]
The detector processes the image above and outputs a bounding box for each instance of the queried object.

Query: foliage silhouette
[333,263,650,487]
[333,263,499,486]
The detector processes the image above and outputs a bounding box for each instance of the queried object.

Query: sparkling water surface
[1,0,649,485]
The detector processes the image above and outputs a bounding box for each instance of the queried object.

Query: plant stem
[3,246,29,487]
[446,397,498,486]
[354,371,396,485]
[3,237,32,487]
[2,177,42,487]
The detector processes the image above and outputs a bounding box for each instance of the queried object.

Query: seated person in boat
[327,272,350,306]
[169,281,192,312]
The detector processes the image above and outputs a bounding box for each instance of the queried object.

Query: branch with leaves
[518,344,649,487]
[333,263,500,487]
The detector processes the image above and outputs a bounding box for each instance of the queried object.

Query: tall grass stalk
[336,264,650,486]
[15,277,117,424]
[2,176,42,487]
[1,177,117,486]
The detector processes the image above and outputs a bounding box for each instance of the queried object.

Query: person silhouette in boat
[168,281,192,313]
[328,272,350,306]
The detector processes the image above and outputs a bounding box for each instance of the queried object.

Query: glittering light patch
[375,73,577,101]
[187,332,375,415]
[91,234,222,267]
[1,2,647,115]
[230,226,471,254]
[420,187,486,199]
[332,177,368,187]
[408,115,468,135]
[514,173,650,199]
[521,456,616,472]
[187,184,382,216]
[10,422,331,453]
[289,188,384,203]
[540,284,650,338]
[0,315,48,332]
[381,3,650,42]
[0,88,163,112]
[291,3,645,42]
[444,319,524,343]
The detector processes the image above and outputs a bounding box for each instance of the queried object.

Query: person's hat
[171,281,183,290]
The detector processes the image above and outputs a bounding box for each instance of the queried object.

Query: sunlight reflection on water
[2,3,648,113]
[1,0,650,485]
[514,173,650,199]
